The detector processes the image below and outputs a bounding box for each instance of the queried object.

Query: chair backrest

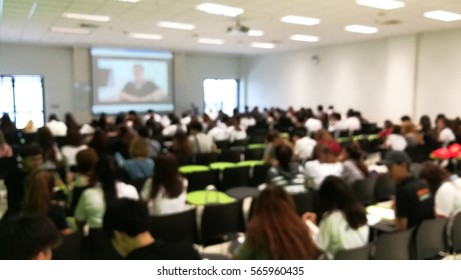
[352,177,376,206]
[244,148,265,161]
[194,152,219,165]
[200,200,245,247]
[250,164,271,187]
[374,174,395,202]
[451,211,461,253]
[215,140,230,151]
[53,231,84,260]
[291,191,316,216]
[184,170,218,192]
[415,218,448,260]
[149,208,198,244]
[373,228,414,260]
[334,244,371,260]
[0,157,17,179]
[125,177,148,194]
[218,150,242,163]
[220,166,250,192]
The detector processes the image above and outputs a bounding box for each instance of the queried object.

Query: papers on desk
[366,214,382,226]
[366,200,395,223]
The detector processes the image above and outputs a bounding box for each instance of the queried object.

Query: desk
[366,200,397,239]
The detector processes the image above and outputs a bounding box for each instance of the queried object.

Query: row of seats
[336,215,461,260]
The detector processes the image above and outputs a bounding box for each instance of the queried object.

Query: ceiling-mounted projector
[227,21,250,35]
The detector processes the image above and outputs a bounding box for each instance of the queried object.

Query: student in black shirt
[103,198,201,260]
[379,151,434,231]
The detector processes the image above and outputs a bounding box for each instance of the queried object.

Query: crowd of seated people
[1,105,461,260]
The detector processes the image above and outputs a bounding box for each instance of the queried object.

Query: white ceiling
[2,0,461,55]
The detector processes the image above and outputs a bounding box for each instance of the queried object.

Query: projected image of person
[119,64,166,102]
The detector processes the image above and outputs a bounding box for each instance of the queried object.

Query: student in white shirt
[436,117,456,147]
[141,153,188,216]
[304,144,344,190]
[303,176,369,259]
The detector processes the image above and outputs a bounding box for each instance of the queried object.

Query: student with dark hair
[3,143,43,221]
[188,120,217,154]
[45,113,67,137]
[74,156,139,229]
[236,186,319,260]
[267,144,305,187]
[60,129,88,167]
[379,151,434,231]
[0,112,20,145]
[303,176,369,259]
[141,153,188,216]
[436,116,455,147]
[37,126,63,169]
[292,129,316,161]
[170,131,193,165]
[88,128,111,158]
[339,142,368,186]
[103,198,200,260]
[0,214,61,260]
[0,130,13,158]
[303,144,344,190]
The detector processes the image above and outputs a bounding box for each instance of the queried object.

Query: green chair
[209,162,237,170]
[237,160,265,167]
[186,190,235,206]
[179,165,210,174]
[247,143,266,150]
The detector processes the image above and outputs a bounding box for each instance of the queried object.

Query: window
[203,79,239,116]
[0,75,45,128]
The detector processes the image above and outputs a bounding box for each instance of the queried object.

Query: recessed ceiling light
[118,0,141,3]
[198,38,224,45]
[424,10,461,22]
[62,12,110,22]
[344,24,378,34]
[248,30,264,37]
[251,42,276,49]
[158,21,195,30]
[280,15,320,26]
[356,0,405,10]
[290,34,319,42]
[129,33,163,40]
[196,2,244,17]
[50,26,90,35]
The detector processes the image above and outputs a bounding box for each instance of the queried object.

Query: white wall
[244,36,417,125]
[0,44,73,121]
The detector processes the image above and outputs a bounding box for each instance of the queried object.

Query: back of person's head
[419,115,432,131]
[246,185,318,260]
[400,115,411,123]
[23,170,54,215]
[266,130,280,143]
[20,143,43,172]
[384,120,393,129]
[66,129,83,147]
[312,144,335,163]
[331,112,341,121]
[0,113,14,128]
[95,155,120,205]
[318,176,367,229]
[129,137,149,158]
[315,129,333,142]
[103,198,150,239]
[0,214,61,260]
[76,148,99,174]
[151,153,182,199]
[187,121,203,133]
[275,144,293,172]
[48,114,59,122]
[344,142,362,160]
[172,131,193,157]
[419,163,450,195]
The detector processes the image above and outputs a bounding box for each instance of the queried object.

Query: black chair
[149,208,198,244]
[291,191,316,216]
[53,231,84,260]
[374,174,395,202]
[250,164,271,187]
[200,200,245,247]
[54,136,67,148]
[334,244,371,260]
[415,218,448,260]
[0,157,17,179]
[218,150,242,162]
[194,152,219,165]
[231,138,248,148]
[184,170,218,192]
[351,177,376,206]
[215,140,230,151]
[244,148,265,161]
[373,228,414,260]
[220,166,250,192]
[451,211,461,253]
[86,229,122,260]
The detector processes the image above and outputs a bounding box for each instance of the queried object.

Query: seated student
[0,130,13,158]
[381,125,408,151]
[303,144,344,190]
[236,186,319,260]
[436,117,456,147]
[292,130,317,162]
[103,198,201,260]
[419,163,461,218]
[188,121,217,154]
[338,142,368,186]
[303,176,369,259]
[122,137,154,180]
[379,151,434,231]
[267,144,305,187]
[60,129,88,168]
[141,153,188,216]
[0,214,61,260]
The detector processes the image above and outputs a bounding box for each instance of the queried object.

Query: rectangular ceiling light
[158,21,195,30]
[344,24,378,34]
[198,38,224,45]
[196,2,244,17]
[280,15,320,26]
[129,33,163,40]
[248,30,264,37]
[290,34,319,42]
[424,10,461,22]
[356,0,405,10]
[50,26,90,35]
[63,12,110,22]
[251,42,276,49]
